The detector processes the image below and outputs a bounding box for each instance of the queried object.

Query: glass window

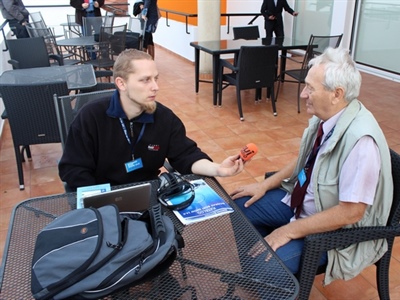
[293,0,334,41]
[354,0,400,74]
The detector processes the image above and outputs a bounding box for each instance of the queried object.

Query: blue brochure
[168,179,233,225]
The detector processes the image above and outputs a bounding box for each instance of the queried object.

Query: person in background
[230,47,393,285]
[0,0,29,38]
[59,49,244,190]
[141,0,160,59]
[70,0,104,59]
[70,0,104,26]
[260,0,298,38]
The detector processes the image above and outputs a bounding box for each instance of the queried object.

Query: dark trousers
[264,19,285,38]
[8,19,29,38]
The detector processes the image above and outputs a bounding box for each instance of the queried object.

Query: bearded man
[59,49,244,190]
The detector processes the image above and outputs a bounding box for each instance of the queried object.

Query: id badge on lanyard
[120,118,146,173]
[125,158,143,172]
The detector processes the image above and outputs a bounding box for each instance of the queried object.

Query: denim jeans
[234,188,327,274]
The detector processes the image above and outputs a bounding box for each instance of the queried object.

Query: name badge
[298,169,307,187]
[125,158,143,173]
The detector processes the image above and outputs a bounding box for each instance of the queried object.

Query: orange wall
[158,0,227,26]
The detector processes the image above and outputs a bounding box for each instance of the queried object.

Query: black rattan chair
[218,45,278,120]
[0,81,69,190]
[296,148,400,299]
[6,37,62,69]
[231,26,260,65]
[233,26,260,40]
[25,25,80,66]
[265,149,400,299]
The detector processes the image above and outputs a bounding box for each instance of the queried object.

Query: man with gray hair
[0,0,29,38]
[230,47,393,285]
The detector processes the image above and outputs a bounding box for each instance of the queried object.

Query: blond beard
[125,90,157,114]
[142,101,157,114]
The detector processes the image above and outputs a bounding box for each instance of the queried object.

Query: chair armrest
[95,70,113,78]
[220,58,238,72]
[280,54,303,64]
[7,59,20,69]
[49,54,64,66]
[1,110,8,119]
[303,225,400,253]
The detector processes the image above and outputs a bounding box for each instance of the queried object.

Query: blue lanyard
[119,118,146,160]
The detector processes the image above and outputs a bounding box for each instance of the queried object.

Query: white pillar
[198,0,220,74]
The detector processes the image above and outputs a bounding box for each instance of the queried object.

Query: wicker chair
[232,26,260,40]
[6,37,62,69]
[266,148,400,299]
[218,45,279,120]
[0,81,69,190]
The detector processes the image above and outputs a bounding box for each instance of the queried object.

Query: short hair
[309,47,362,102]
[113,49,153,82]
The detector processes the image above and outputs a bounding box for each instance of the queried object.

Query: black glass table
[0,175,299,299]
[190,37,310,105]
[0,64,96,90]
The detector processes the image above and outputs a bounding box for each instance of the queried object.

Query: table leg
[280,49,287,82]
[212,54,220,106]
[194,48,200,93]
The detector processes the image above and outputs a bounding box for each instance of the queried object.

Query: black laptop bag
[31,204,183,299]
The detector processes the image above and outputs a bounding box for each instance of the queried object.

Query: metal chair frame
[276,34,343,113]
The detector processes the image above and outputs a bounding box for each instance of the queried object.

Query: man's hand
[230,182,267,207]
[264,226,292,252]
[293,12,299,16]
[216,155,243,177]
[82,2,89,9]
[94,1,99,8]
[268,15,276,20]
[191,156,243,179]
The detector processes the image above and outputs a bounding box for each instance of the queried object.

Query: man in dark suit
[260,0,299,38]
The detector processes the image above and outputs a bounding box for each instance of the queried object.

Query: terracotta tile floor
[1,45,400,299]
